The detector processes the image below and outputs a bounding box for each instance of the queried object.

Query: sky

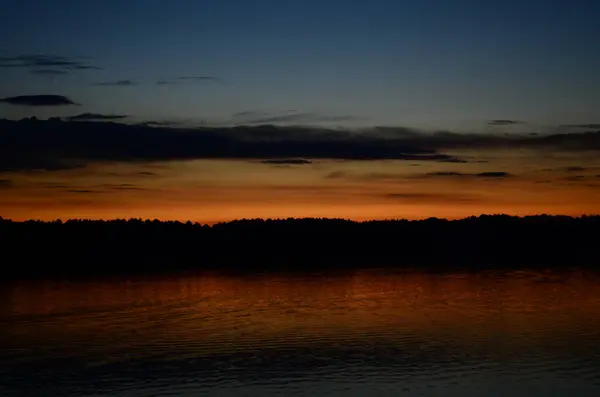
[2,0,600,128]
[1,0,600,222]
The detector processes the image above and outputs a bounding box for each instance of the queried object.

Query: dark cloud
[0,95,77,106]
[383,192,480,203]
[0,119,464,172]
[100,183,146,191]
[362,128,600,152]
[261,159,312,165]
[425,171,512,178]
[476,172,512,178]
[326,170,513,182]
[426,172,465,177]
[94,80,138,87]
[2,118,600,173]
[31,69,70,75]
[65,189,100,194]
[327,171,432,182]
[0,179,12,188]
[520,131,600,151]
[543,166,591,173]
[142,121,171,126]
[138,171,157,176]
[563,175,586,181]
[488,120,522,126]
[43,183,147,192]
[0,53,101,72]
[44,184,70,189]
[72,65,103,71]
[137,120,185,127]
[113,186,146,191]
[564,166,586,172]
[67,113,127,121]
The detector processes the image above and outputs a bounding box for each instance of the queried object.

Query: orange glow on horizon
[2,155,600,222]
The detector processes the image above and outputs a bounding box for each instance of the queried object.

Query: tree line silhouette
[1,215,599,279]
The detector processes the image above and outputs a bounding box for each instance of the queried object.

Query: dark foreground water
[1,269,600,396]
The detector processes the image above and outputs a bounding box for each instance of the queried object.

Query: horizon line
[2,213,599,226]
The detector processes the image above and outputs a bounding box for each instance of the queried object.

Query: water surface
[1,269,600,396]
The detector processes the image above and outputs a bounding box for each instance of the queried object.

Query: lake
[1,268,600,396]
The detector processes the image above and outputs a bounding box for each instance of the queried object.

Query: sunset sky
[1,0,600,222]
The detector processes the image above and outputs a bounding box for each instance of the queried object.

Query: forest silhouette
[1,214,599,279]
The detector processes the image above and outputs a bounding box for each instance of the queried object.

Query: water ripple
[1,269,600,396]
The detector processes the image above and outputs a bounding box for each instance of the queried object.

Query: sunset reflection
[5,270,600,359]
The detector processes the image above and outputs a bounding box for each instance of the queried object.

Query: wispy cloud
[0,53,101,73]
[232,110,268,118]
[563,175,586,181]
[178,76,219,81]
[43,184,70,189]
[232,110,366,125]
[137,120,188,127]
[44,182,148,193]
[383,192,481,203]
[425,171,512,178]
[65,189,101,194]
[99,183,147,191]
[157,76,220,85]
[542,166,591,173]
[328,171,513,182]
[110,184,146,191]
[67,113,127,121]
[31,69,71,75]
[0,179,12,189]
[0,95,78,106]
[326,171,408,181]
[93,80,138,87]
[488,120,522,126]
[564,166,587,172]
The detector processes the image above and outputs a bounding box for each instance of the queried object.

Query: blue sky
[1,0,599,129]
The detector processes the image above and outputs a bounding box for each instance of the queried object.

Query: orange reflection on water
[4,270,600,355]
